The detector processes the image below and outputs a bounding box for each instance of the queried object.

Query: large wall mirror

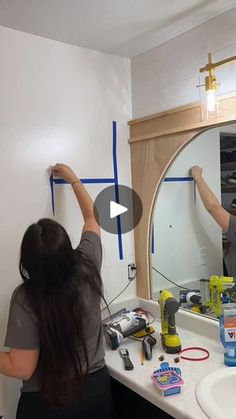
[129,96,236,316]
[150,122,236,319]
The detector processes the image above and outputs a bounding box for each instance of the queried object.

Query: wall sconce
[198,52,236,120]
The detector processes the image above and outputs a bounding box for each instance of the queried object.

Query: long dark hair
[19,218,102,407]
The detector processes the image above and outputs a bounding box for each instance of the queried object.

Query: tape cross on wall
[49,121,124,260]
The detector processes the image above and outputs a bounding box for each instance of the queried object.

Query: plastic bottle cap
[227,348,235,357]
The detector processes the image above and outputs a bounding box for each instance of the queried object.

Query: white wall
[0,26,133,418]
[151,128,223,295]
[131,7,236,118]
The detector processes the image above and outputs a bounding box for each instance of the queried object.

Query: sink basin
[196,368,236,419]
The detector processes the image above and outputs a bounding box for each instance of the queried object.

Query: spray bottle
[220,308,236,366]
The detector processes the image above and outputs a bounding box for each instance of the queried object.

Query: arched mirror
[150,122,236,319]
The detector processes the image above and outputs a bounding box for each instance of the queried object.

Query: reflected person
[191,165,236,276]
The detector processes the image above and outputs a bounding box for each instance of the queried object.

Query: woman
[0,164,113,419]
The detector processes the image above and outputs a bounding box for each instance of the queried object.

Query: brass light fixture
[199,52,236,116]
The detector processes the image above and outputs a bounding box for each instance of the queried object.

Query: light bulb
[206,89,217,113]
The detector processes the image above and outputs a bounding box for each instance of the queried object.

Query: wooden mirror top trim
[128,95,236,143]
[129,95,236,299]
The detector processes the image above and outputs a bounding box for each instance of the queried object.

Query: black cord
[102,296,113,319]
[152,266,189,290]
[101,281,132,313]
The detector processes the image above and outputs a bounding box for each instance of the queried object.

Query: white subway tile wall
[131,7,236,118]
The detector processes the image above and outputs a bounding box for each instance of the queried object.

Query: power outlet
[128,263,137,281]
[199,247,207,266]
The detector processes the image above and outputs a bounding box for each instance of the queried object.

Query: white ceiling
[0,0,236,57]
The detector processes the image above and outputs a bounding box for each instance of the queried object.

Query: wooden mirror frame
[128,95,236,299]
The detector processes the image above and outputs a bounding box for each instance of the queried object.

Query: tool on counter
[152,362,184,396]
[159,290,181,354]
[104,327,123,350]
[103,309,149,350]
[132,325,155,338]
[179,276,236,317]
[179,289,201,306]
[119,348,134,370]
[207,276,235,317]
[142,335,156,360]
[132,308,155,338]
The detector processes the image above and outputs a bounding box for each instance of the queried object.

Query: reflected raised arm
[190,165,230,232]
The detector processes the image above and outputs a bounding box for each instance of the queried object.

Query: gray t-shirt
[225,216,236,276]
[4,231,105,392]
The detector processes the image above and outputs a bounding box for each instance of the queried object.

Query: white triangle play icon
[110,201,128,219]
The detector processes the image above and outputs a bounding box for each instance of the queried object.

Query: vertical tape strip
[50,174,55,216]
[113,120,123,260]
[151,223,154,254]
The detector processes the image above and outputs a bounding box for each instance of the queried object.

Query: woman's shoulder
[77,231,102,272]
[10,284,37,320]
[11,284,26,304]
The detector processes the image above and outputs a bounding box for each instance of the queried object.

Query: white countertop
[104,298,227,419]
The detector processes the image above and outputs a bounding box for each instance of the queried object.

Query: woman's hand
[52,163,79,184]
[191,165,203,182]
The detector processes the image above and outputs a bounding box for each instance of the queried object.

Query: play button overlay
[110,201,128,218]
[94,185,143,234]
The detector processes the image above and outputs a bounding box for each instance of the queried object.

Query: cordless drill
[159,290,181,354]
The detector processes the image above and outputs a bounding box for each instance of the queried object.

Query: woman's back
[5,231,105,393]
[1,164,113,419]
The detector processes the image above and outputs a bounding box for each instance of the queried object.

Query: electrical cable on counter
[152,266,189,290]
[101,264,137,314]
[101,281,132,313]
[101,296,113,319]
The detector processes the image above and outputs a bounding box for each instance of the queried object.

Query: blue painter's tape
[50,176,116,211]
[82,178,115,184]
[50,176,117,216]
[53,179,69,184]
[151,223,154,254]
[113,120,123,260]
[50,174,55,215]
[163,176,196,204]
[49,121,124,260]
[113,121,119,184]
[164,177,193,182]
[53,178,115,185]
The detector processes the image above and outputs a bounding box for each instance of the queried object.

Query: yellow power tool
[207,276,235,317]
[159,290,181,354]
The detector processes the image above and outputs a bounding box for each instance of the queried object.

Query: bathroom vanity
[105,298,225,419]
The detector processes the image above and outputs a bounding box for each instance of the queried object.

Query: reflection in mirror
[151,123,236,319]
